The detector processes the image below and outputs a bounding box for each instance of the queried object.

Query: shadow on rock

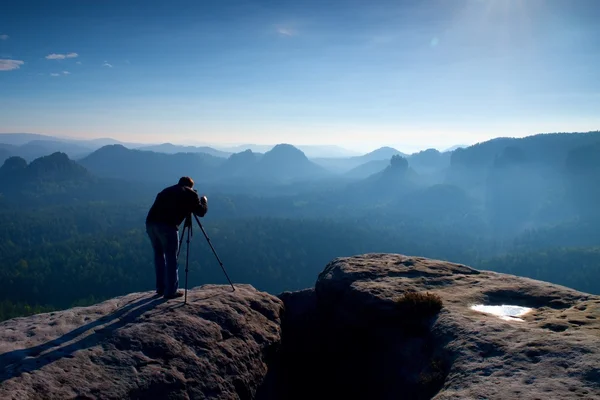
[0,295,165,383]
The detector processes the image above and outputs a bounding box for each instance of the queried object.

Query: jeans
[146,222,179,296]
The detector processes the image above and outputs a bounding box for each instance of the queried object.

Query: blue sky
[1,0,599,153]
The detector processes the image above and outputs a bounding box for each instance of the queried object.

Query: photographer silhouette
[145,177,208,299]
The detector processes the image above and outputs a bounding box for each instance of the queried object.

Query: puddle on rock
[470,304,533,322]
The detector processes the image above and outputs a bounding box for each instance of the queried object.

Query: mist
[1,130,599,321]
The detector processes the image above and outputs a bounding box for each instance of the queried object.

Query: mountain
[0,152,90,185]
[1,254,598,400]
[0,152,93,204]
[407,148,451,173]
[8,140,94,161]
[0,133,145,152]
[213,144,360,158]
[0,133,57,146]
[343,155,421,204]
[218,149,261,178]
[248,144,330,183]
[446,131,600,206]
[79,145,225,185]
[0,152,160,207]
[363,154,414,184]
[359,146,408,162]
[77,137,145,148]
[0,156,28,182]
[450,131,600,172]
[137,143,232,158]
[443,144,468,152]
[296,145,361,158]
[77,143,328,187]
[565,141,600,220]
[344,159,389,179]
[215,144,273,154]
[0,148,12,164]
[312,146,408,174]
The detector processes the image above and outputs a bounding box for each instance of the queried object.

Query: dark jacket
[146,184,207,229]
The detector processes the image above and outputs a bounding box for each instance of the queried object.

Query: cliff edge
[0,285,283,399]
[1,253,599,399]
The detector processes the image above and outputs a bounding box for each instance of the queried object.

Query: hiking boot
[163,291,184,299]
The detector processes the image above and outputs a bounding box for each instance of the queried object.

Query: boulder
[0,284,283,400]
[274,253,600,400]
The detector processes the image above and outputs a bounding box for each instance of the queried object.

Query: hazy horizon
[2,0,600,153]
[0,130,471,154]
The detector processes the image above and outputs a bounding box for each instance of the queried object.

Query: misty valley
[1,131,599,322]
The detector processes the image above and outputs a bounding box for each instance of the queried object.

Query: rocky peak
[0,156,27,173]
[1,254,599,399]
[262,144,308,164]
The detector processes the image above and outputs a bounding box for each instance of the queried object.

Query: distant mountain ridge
[0,133,144,149]
[77,142,330,186]
[212,144,362,158]
[311,146,408,173]
[0,152,90,184]
[136,143,232,158]
[78,145,224,184]
[3,131,600,200]
[0,134,362,159]
[0,151,159,206]
[248,143,330,182]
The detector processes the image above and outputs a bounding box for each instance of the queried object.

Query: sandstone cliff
[0,285,283,399]
[1,253,599,399]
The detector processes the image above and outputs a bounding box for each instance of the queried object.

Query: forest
[1,131,599,322]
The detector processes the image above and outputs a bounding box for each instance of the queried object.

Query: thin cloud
[62,71,70,75]
[276,27,296,37]
[50,73,60,77]
[0,59,24,71]
[102,61,113,68]
[76,61,82,65]
[0,34,8,41]
[45,52,79,60]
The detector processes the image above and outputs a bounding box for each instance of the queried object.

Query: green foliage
[0,300,55,322]
[475,247,600,295]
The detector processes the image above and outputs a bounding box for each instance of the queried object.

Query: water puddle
[470,304,533,322]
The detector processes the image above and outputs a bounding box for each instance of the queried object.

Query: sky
[1,0,599,153]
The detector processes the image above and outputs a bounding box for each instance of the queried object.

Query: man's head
[178,176,194,188]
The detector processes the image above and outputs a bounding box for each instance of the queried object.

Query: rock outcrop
[0,285,283,400]
[272,254,600,400]
[1,253,599,400]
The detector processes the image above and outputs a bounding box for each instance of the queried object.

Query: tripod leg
[184,222,191,304]
[177,225,185,261]
[194,214,235,291]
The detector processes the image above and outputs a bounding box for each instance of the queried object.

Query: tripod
[176,213,235,304]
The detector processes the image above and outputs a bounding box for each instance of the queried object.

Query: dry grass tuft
[395,291,443,317]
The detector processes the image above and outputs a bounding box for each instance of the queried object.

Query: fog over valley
[1,130,599,321]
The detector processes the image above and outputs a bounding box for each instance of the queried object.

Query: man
[146,176,208,299]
